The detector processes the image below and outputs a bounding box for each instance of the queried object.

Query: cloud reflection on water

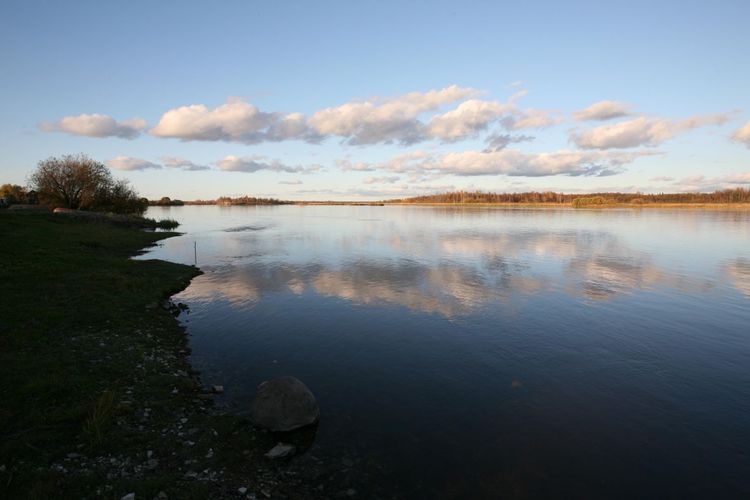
[724,258,750,297]
[177,226,716,317]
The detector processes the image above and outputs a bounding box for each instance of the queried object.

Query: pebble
[212,385,224,394]
[238,487,248,494]
[121,494,135,500]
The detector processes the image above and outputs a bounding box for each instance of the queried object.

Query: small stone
[261,489,271,498]
[264,443,295,459]
[157,492,168,500]
[346,489,357,497]
[121,494,135,500]
[238,487,248,494]
[212,385,224,394]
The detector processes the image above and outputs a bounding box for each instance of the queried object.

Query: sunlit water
[141,205,750,498]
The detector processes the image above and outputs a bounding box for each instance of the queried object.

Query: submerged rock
[249,376,319,432]
[264,442,296,459]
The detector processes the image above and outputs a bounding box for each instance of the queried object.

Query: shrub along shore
[0,212,332,499]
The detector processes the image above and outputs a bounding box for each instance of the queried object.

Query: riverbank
[175,201,750,209]
[383,202,750,209]
[0,212,328,499]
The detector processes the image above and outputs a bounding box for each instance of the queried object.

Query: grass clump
[82,390,117,447]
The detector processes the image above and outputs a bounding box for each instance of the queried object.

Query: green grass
[0,213,322,499]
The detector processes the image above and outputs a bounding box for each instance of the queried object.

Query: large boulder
[250,376,319,432]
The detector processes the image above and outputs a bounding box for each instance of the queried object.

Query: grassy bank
[0,213,325,499]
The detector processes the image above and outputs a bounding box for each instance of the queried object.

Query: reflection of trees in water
[180,229,719,316]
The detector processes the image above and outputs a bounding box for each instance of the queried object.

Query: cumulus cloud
[151,97,315,144]
[308,85,480,145]
[426,99,513,141]
[41,114,146,139]
[336,159,377,171]
[667,172,750,192]
[650,176,675,182]
[571,113,732,149]
[573,101,632,121]
[106,156,162,171]
[160,156,211,171]
[216,155,322,174]
[295,184,457,199]
[362,148,656,178]
[505,108,564,130]
[42,85,569,147]
[363,176,401,184]
[483,133,534,152]
[732,120,750,148]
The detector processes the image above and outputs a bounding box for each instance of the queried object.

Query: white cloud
[573,101,632,121]
[571,113,732,149]
[650,176,675,182]
[506,108,563,130]
[363,176,401,184]
[279,179,303,185]
[151,97,313,144]
[308,85,480,144]
[41,86,569,147]
[160,156,211,171]
[294,184,457,199]
[668,172,750,192]
[41,114,146,139]
[364,148,655,178]
[426,99,513,141]
[483,133,534,152]
[336,159,377,171]
[106,156,162,171]
[732,120,750,148]
[216,155,322,174]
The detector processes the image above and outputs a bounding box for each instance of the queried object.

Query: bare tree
[29,154,147,214]
[30,154,113,210]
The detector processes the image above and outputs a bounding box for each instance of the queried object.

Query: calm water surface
[141,205,750,498]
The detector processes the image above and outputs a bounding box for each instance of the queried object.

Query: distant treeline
[389,189,750,205]
[216,196,291,206]
[148,196,290,206]
[148,197,185,206]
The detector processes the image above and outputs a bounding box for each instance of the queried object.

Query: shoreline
[169,201,750,210]
[0,212,327,499]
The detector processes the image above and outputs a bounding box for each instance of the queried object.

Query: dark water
[141,205,750,498]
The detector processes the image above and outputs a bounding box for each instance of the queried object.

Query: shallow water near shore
[140,205,750,498]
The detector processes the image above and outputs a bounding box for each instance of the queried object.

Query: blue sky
[2,0,749,200]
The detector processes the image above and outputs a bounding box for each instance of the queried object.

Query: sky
[1,0,749,201]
